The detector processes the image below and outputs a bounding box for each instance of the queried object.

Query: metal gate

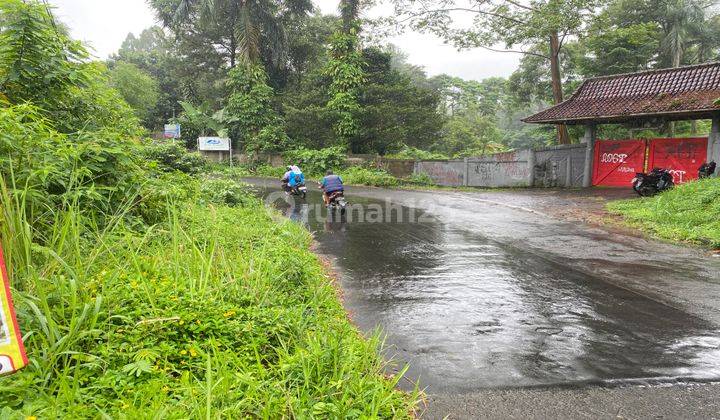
[592,139,647,186]
[647,137,707,184]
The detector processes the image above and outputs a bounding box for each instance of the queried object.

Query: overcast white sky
[50,0,520,81]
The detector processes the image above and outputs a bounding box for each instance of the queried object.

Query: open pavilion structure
[524,62,720,187]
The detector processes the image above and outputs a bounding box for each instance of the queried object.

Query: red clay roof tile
[523,62,720,124]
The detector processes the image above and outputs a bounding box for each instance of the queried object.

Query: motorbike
[326,191,347,215]
[699,161,716,179]
[632,168,674,197]
[282,180,307,199]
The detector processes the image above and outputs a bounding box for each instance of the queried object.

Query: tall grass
[608,177,720,248]
[0,176,417,417]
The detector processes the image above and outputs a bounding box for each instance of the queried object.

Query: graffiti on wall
[417,162,464,186]
[468,151,531,187]
[473,161,530,181]
[592,140,646,186]
[648,137,708,184]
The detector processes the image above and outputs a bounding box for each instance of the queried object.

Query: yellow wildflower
[180,350,187,355]
[189,348,197,357]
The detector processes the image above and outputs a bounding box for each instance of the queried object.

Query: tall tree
[662,0,705,67]
[149,0,312,69]
[108,62,160,125]
[112,27,193,129]
[388,0,597,145]
[325,0,365,148]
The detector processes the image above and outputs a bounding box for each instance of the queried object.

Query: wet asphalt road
[250,179,720,418]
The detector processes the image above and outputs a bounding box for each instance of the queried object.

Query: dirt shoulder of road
[518,188,643,232]
[522,188,720,254]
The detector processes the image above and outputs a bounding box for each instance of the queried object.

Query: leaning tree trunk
[549,32,570,145]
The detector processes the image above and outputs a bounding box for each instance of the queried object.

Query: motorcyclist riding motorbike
[319,170,344,206]
[282,165,306,197]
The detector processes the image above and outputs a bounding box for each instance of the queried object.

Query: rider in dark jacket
[320,170,344,205]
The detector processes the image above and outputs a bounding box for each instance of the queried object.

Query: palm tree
[660,0,709,135]
[661,0,705,67]
[161,0,311,68]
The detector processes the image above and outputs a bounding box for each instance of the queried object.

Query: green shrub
[0,1,142,137]
[407,172,435,186]
[249,164,287,178]
[205,164,252,178]
[144,142,206,174]
[340,167,400,187]
[386,146,447,160]
[608,178,720,248]
[284,146,347,175]
[137,172,200,225]
[199,177,252,207]
[0,105,146,229]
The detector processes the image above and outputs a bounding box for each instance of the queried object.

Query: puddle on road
[261,188,720,392]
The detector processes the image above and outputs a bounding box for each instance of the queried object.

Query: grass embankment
[0,132,415,416]
[2,186,416,417]
[608,178,720,248]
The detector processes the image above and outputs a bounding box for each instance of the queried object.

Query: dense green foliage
[325,29,365,144]
[144,142,207,174]
[0,0,88,111]
[284,146,347,175]
[225,65,289,153]
[0,0,141,137]
[608,179,720,248]
[0,2,417,416]
[108,62,161,125]
[0,105,147,228]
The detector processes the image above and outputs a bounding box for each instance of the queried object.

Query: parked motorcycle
[632,168,674,197]
[699,161,716,179]
[326,191,347,215]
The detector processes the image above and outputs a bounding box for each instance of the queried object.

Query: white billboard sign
[198,137,231,151]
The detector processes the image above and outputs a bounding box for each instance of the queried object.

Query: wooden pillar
[582,123,596,188]
[708,115,720,174]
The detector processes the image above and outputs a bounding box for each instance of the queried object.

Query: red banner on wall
[592,140,647,186]
[647,138,708,184]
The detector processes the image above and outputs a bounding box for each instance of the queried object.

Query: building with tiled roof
[523,62,720,125]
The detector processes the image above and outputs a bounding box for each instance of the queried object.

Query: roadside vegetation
[0,1,416,417]
[608,178,720,248]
